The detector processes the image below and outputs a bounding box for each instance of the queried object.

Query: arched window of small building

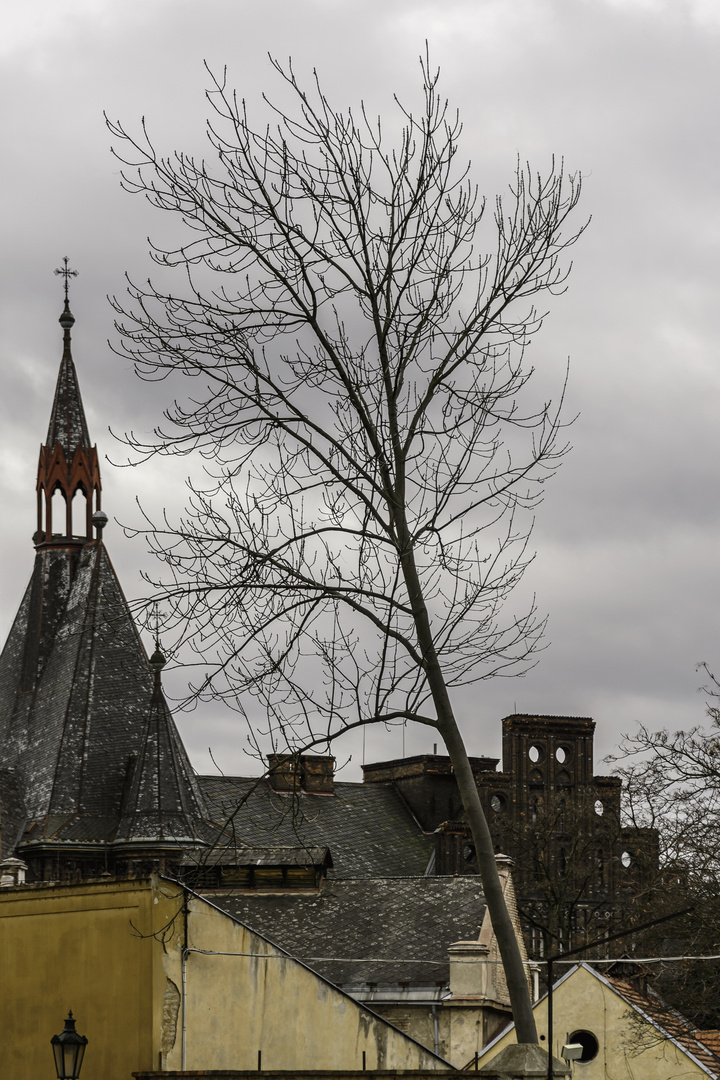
[568,1031,599,1063]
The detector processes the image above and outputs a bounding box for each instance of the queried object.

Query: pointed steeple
[114,642,207,850]
[35,263,101,546]
[46,299,92,454]
[0,288,210,882]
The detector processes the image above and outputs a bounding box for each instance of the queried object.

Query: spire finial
[149,606,167,685]
[54,257,78,304]
[54,257,78,333]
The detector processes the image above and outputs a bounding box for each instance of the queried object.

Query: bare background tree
[609,665,720,1028]
[108,56,585,1041]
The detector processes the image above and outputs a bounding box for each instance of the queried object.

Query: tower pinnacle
[35,278,101,546]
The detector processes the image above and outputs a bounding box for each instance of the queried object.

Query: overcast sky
[1,0,719,779]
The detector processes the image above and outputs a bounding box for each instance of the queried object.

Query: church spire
[35,263,101,546]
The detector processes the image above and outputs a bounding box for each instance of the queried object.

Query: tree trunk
[398,540,538,1044]
[438,712,538,1044]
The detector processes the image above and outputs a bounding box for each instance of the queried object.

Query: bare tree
[107,56,585,1042]
[607,665,720,1027]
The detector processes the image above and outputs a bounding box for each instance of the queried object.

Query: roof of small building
[603,969,720,1078]
[210,874,486,988]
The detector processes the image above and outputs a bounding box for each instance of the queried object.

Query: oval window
[621,850,632,868]
[529,744,544,763]
[556,746,566,763]
[490,794,506,813]
[594,799,604,816]
[568,1030,599,1063]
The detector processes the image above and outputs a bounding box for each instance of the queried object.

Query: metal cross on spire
[54,257,79,303]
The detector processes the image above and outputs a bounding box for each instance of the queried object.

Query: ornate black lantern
[51,1012,88,1079]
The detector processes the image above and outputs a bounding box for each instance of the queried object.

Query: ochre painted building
[0,875,451,1080]
[477,962,720,1080]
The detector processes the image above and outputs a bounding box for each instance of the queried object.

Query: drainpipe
[181,947,188,1070]
[431,1003,440,1057]
[181,887,189,1071]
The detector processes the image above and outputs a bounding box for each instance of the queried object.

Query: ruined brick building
[0,297,656,978]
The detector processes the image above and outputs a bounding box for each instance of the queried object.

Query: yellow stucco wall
[166,885,449,1071]
[0,876,451,1079]
[478,963,709,1080]
[0,878,157,1080]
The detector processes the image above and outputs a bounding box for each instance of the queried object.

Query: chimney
[267,754,335,794]
[267,754,302,793]
[448,939,493,999]
[302,756,335,793]
[0,857,28,888]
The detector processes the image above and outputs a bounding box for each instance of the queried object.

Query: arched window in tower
[529,768,544,786]
[557,769,572,788]
[70,487,86,538]
[558,798,566,831]
[528,743,545,764]
[559,845,568,876]
[531,795,541,822]
[50,487,66,538]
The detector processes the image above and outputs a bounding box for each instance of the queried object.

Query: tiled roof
[198,776,433,877]
[212,875,486,988]
[697,1033,720,1058]
[604,971,720,1078]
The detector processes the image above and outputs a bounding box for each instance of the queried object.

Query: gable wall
[479,964,710,1080]
[171,885,451,1072]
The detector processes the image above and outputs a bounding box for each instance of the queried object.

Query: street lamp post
[51,1012,88,1080]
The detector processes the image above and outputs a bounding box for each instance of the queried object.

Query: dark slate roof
[212,876,486,988]
[46,307,91,454]
[0,768,26,857]
[198,776,434,877]
[0,537,208,852]
[115,670,206,847]
[181,845,333,868]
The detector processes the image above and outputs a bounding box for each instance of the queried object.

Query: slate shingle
[199,775,434,877]
[212,876,486,988]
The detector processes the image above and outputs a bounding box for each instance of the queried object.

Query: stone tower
[0,295,208,880]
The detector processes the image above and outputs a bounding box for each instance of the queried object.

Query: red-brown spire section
[35,261,102,546]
